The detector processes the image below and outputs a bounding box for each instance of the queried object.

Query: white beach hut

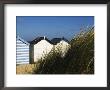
[51,37,70,57]
[30,36,53,63]
[16,35,30,64]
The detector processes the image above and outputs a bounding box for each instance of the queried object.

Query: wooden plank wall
[16,38,30,64]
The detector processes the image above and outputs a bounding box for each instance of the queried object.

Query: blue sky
[16,16,94,41]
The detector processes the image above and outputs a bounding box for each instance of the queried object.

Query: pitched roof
[16,35,30,45]
[51,37,69,45]
[30,36,53,44]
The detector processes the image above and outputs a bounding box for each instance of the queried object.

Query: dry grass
[16,64,36,74]
[16,26,94,74]
[33,26,94,74]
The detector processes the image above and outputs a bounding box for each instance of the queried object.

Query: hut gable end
[30,36,53,63]
[16,35,30,64]
[30,37,53,45]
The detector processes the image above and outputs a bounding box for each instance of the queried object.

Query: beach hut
[51,37,70,57]
[16,35,30,64]
[30,36,53,63]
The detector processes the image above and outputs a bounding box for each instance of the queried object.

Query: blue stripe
[16,44,29,47]
[16,61,29,64]
[16,49,29,51]
[16,56,29,58]
[16,58,29,61]
[17,57,29,59]
[17,58,29,60]
[16,52,29,54]
[16,62,29,64]
[16,59,29,61]
[17,61,29,63]
[16,48,29,51]
[17,56,29,58]
[16,38,30,64]
[17,62,29,64]
[16,53,29,55]
[16,52,29,55]
[17,47,29,49]
[17,60,29,62]
[16,47,29,48]
[16,50,29,52]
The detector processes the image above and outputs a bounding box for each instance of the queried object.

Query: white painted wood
[16,36,30,64]
[54,40,70,57]
[33,40,53,62]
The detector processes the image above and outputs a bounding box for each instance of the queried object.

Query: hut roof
[16,35,30,45]
[51,37,69,45]
[30,36,53,44]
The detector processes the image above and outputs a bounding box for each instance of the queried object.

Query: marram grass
[33,26,94,74]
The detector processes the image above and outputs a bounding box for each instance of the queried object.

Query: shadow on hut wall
[29,44,34,64]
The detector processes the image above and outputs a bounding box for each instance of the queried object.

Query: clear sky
[16,16,94,41]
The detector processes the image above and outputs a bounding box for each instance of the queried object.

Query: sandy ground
[16,64,36,74]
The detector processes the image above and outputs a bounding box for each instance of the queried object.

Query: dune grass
[33,26,94,74]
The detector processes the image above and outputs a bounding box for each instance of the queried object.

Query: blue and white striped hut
[16,35,30,64]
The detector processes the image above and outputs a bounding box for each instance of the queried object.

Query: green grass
[33,26,94,74]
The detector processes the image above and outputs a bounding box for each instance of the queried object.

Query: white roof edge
[17,35,30,45]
